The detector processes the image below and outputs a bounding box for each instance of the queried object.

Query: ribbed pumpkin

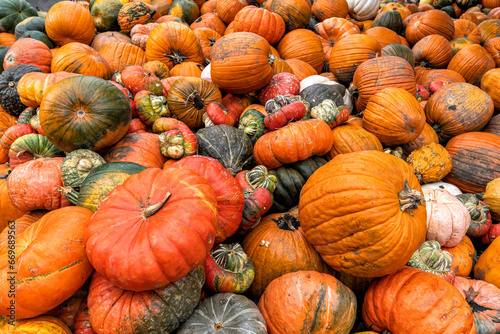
[447,44,495,85]
[193,27,221,60]
[284,59,317,80]
[145,21,204,69]
[412,34,454,68]
[415,68,466,90]
[259,271,357,334]
[232,6,285,45]
[402,123,439,155]
[3,38,52,73]
[0,166,25,231]
[51,42,112,79]
[39,75,131,152]
[454,19,481,43]
[326,122,383,160]
[91,31,132,51]
[484,114,500,135]
[242,212,332,300]
[277,29,324,73]
[363,26,402,48]
[478,19,500,45]
[98,41,146,72]
[299,150,427,277]
[170,62,203,77]
[405,10,455,45]
[362,87,425,146]
[311,0,349,21]
[481,68,500,110]
[104,132,165,168]
[216,0,247,24]
[328,33,380,83]
[315,17,360,61]
[9,133,65,169]
[352,56,417,112]
[484,37,500,67]
[442,235,475,277]
[425,82,494,143]
[210,32,274,94]
[474,236,500,289]
[45,1,95,46]
[269,0,311,31]
[190,13,226,36]
[444,132,500,193]
[117,1,161,34]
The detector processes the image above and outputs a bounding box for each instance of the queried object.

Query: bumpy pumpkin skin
[258,271,357,334]
[474,236,500,289]
[299,150,427,278]
[84,167,218,291]
[362,267,476,334]
[39,75,131,153]
[407,143,452,184]
[0,207,93,320]
[0,316,72,334]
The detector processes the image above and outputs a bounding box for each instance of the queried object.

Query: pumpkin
[0,64,42,116]
[411,34,453,69]
[298,150,427,277]
[456,194,492,238]
[204,243,255,293]
[372,10,403,34]
[200,0,216,14]
[276,29,325,74]
[0,34,15,47]
[405,10,455,45]
[362,87,424,146]
[284,58,317,81]
[483,178,500,221]
[121,65,163,95]
[0,123,36,154]
[401,123,439,155]
[117,1,160,34]
[345,0,380,21]
[210,32,274,94]
[88,266,205,333]
[3,38,51,73]
[269,0,311,31]
[129,22,158,49]
[327,123,383,160]
[448,44,495,86]
[190,13,226,36]
[98,41,146,73]
[193,27,220,60]
[474,236,500,289]
[425,82,493,143]
[362,267,476,334]
[90,0,122,32]
[242,211,332,299]
[0,207,93,319]
[104,132,165,168]
[484,37,500,67]
[196,124,253,175]
[259,271,357,334]
[450,37,476,56]
[232,6,285,45]
[178,293,266,334]
[415,68,466,90]
[39,75,131,152]
[311,0,348,21]
[84,167,218,291]
[51,42,112,79]
[170,61,203,77]
[91,31,132,51]
[145,21,204,69]
[454,19,481,43]
[143,60,170,79]
[8,133,64,169]
[352,56,417,112]
[406,143,452,184]
[478,19,500,45]
[443,132,500,193]
[0,0,37,34]
[328,34,380,83]
[380,43,415,66]
[167,0,200,25]
[484,114,500,135]
[0,168,25,231]
[441,235,475,277]
[481,68,500,111]
[407,240,456,284]
[7,157,70,212]
[45,1,95,46]
[0,316,72,334]
[363,26,401,48]
[61,149,106,189]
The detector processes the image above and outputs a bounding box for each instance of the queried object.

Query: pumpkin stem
[398,180,424,216]
[166,50,189,65]
[214,322,223,330]
[274,213,300,231]
[208,37,217,47]
[419,60,429,68]
[475,192,485,201]
[142,191,171,219]
[0,169,11,180]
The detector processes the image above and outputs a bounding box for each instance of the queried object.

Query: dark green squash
[177,293,267,334]
[91,0,123,32]
[168,0,200,25]
[196,124,253,176]
[87,265,205,334]
[269,156,327,213]
[61,149,106,189]
[371,10,403,34]
[432,0,453,9]
[15,107,37,124]
[0,64,42,116]
[238,108,266,144]
[381,43,415,67]
[440,6,456,18]
[0,46,9,74]
[71,161,146,212]
[455,0,478,9]
[14,15,45,39]
[299,84,344,108]
[307,15,319,31]
[39,75,132,153]
[456,193,492,238]
[0,0,37,33]
[19,30,54,48]
[8,133,64,168]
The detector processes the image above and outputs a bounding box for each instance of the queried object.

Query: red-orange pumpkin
[3,38,52,73]
[98,41,147,73]
[51,42,112,79]
[232,6,285,45]
[45,1,96,46]
[104,132,166,168]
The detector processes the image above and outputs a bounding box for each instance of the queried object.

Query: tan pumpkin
[423,188,471,248]
[51,42,112,79]
[98,42,147,72]
[447,44,495,86]
[130,22,159,50]
[91,31,132,52]
[407,143,452,184]
[277,29,324,73]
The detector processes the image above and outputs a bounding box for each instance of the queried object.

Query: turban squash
[84,167,218,291]
[298,150,427,278]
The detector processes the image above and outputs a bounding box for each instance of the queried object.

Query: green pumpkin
[168,0,200,25]
[0,64,42,116]
[238,109,266,144]
[73,162,147,212]
[91,0,123,32]
[371,10,402,34]
[16,107,37,124]
[19,30,54,48]
[61,149,106,188]
[0,47,9,74]
[14,16,45,39]
[432,0,453,9]
[381,43,415,67]
[269,156,327,213]
[455,0,478,9]
[440,5,456,18]
[8,133,65,167]
[0,0,37,33]
[39,75,132,153]
[456,194,492,238]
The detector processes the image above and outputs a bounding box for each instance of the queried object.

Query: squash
[168,0,200,25]
[91,0,122,32]
[45,1,95,46]
[61,149,106,189]
[381,43,415,67]
[345,0,380,21]
[481,68,500,111]
[0,64,42,116]
[412,34,453,69]
[0,0,37,34]
[117,1,160,34]
[474,236,500,289]
[299,150,427,277]
[407,240,456,284]
[0,316,71,334]
[401,123,439,155]
[406,143,452,184]
[8,133,64,169]
[447,44,495,86]
[372,10,403,34]
[277,29,324,74]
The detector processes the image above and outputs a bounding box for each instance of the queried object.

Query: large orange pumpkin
[104,132,165,168]
[484,37,500,67]
[311,0,348,21]
[315,17,360,61]
[45,1,96,46]
[210,32,274,94]
[447,44,495,86]
[298,150,427,277]
[284,58,317,80]
[0,207,93,319]
[412,34,454,69]
[481,68,500,110]
[363,26,401,48]
[98,41,147,73]
[269,0,311,31]
[405,10,455,45]
[478,19,500,45]
[277,29,324,73]
[232,6,285,45]
[51,42,112,79]
[401,122,439,155]
[474,236,500,289]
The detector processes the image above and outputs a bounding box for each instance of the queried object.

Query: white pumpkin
[300,75,331,92]
[423,188,471,248]
[202,63,211,80]
[300,77,354,114]
[346,0,381,21]
[421,182,462,196]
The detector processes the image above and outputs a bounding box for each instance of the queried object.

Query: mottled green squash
[91,0,123,32]
[8,133,64,168]
[0,0,37,33]
[14,16,45,39]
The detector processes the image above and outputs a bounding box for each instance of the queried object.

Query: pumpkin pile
[2,0,500,332]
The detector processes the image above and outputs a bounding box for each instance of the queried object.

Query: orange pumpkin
[170,61,203,77]
[104,132,165,168]
[364,26,402,48]
[380,2,411,20]
[216,0,247,24]
[193,27,221,60]
[484,36,500,67]
[405,10,455,45]
[474,236,500,289]
[269,0,311,31]
[0,169,26,232]
[450,37,476,55]
[401,123,439,155]
[447,44,495,86]
[315,17,360,62]
[0,33,16,47]
[98,41,147,72]
[232,6,285,45]
[143,60,171,79]
[3,38,52,73]
[0,315,72,333]
[117,1,161,34]
[412,34,453,69]
[45,0,96,46]
[415,68,466,90]
[277,29,324,73]
[442,235,475,277]
[190,13,226,36]
[0,106,17,138]
[482,68,500,111]
[91,31,132,51]
[311,0,348,21]
[51,42,112,79]
[453,19,481,44]
[461,12,480,24]
[326,122,383,160]
[130,22,159,50]
[478,19,500,45]
[200,0,216,14]
[284,58,316,80]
